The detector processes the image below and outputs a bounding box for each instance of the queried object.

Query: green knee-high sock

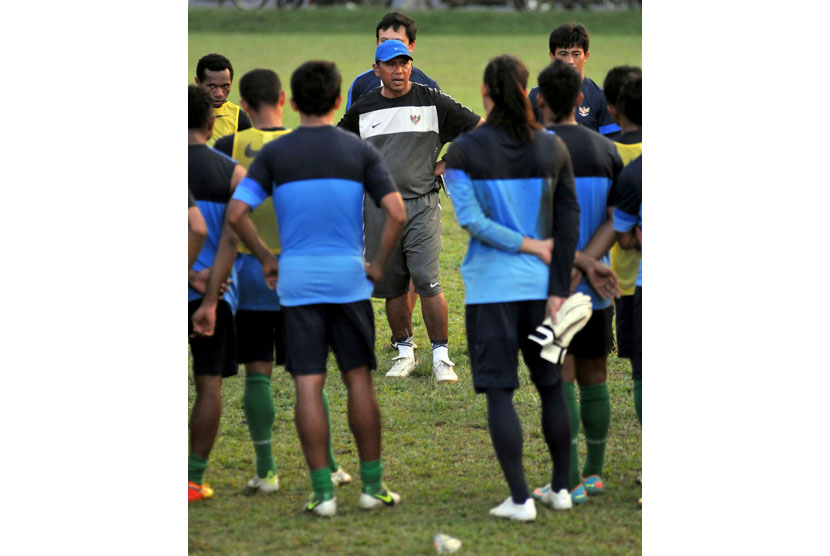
[563,381,581,489]
[321,390,339,473]
[188,453,208,485]
[633,379,642,425]
[310,467,334,499]
[580,382,611,478]
[360,459,383,494]
[244,373,276,479]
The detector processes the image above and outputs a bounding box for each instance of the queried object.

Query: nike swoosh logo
[430,282,440,288]
[371,122,382,128]
[245,144,259,158]
[373,492,393,504]
[214,114,226,118]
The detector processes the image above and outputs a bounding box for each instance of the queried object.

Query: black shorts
[631,286,642,382]
[567,305,614,359]
[282,300,376,375]
[188,299,238,378]
[465,300,562,393]
[615,295,635,359]
[235,309,286,366]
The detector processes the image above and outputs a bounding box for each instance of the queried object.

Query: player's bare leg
[341,366,381,461]
[385,294,418,377]
[190,375,223,458]
[421,292,457,382]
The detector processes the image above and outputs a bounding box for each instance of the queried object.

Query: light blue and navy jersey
[547,124,624,309]
[187,144,239,311]
[346,65,439,110]
[444,125,580,304]
[613,155,642,287]
[232,126,397,307]
[530,76,620,138]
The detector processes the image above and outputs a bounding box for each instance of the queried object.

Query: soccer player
[188,191,206,272]
[613,151,642,507]
[346,12,440,110]
[195,53,252,147]
[222,60,406,517]
[187,85,247,502]
[203,68,353,492]
[531,59,624,505]
[339,40,483,383]
[444,55,580,521]
[603,67,643,427]
[527,23,620,138]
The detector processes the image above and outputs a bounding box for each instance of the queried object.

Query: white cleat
[331,467,353,487]
[386,354,417,377]
[489,496,537,521]
[358,487,401,510]
[246,470,279,493]
[432,357,458,383]
[306,494,337,517]
[540,488,572,511]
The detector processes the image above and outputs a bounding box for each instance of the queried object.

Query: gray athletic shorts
[364,190,442,298]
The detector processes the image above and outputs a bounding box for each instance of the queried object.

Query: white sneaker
[358,487,401,510]
[489,496,536,521]
[331,467,353,487]
[432,357,458,383]
[246,470,279,493]
[540,488,572,510]
[386,354,417,377]
[306,494,337,517]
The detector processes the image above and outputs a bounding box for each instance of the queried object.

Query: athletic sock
[243,373,276,479]
[633,379,642,425]
[396,336,415,359]
[580,382,611,478]
[486,388,530,504]
[360,459,384,494]
[310,466,334,499]
[537,382,571,493]
[321,389,339,473]
[563,381,581,489]
[188,453,209,485]
[431,341,449,363]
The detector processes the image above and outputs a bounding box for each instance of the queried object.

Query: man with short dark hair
[205,68,353,493]
[528,23,620,138]
[187,84,247,502]
[339,40,484,384]
[195,53,252,146]
[531,59,624,506]
[346,12,440,110]
[219,60,407,517]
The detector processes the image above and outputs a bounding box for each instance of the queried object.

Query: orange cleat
[188,481,214,502]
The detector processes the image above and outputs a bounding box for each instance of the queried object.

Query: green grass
[189,8,641,554]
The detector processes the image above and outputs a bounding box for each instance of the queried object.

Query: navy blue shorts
[188,299,238,378]
[614,295,635,359]
[567,305,613,359]
[465,300,562,393]
[235,309,286,366]
[282,301,376,375]
[631,287,642,381]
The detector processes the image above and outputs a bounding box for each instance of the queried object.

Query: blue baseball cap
[375,40,413,63]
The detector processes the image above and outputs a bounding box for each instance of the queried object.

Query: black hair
[537,59,582,123]
[290,60,341,117]
[618,75,641,126]
[196,53,234,82]
[603,65,642,107]
[239,68,281,112]
[376,12,417,44]
[189,85,213,130]
[483,55,538,144]
[548,23,590,54]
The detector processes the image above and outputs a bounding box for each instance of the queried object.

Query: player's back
[187,144,239,307]
[238,126,395,307]
[445,125,572,304]
[547,124,622,308]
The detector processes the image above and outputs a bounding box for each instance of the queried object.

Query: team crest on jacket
[410,114,421,125]
[578,106,590,117]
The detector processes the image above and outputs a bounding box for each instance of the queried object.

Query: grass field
[189,8,641,555]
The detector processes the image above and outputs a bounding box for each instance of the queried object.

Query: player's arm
[571,207,621,299]
[237,110,252,132]
[612,160,642,250]
[547,141,580,320]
